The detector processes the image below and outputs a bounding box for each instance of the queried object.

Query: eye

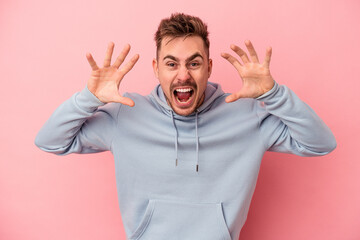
[188,62,200,69]
[166,62,176,67]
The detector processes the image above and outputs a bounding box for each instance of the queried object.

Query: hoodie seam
[109,103,122,153]
[255,102,268,151]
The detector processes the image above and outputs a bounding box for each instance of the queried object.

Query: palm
[88,67,122,103]
[238,62,274,98]
[86,43,139,106]
[221,40,274,101]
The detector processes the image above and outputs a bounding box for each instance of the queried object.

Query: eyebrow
[163,52,204,62]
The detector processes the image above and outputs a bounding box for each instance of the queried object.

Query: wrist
[77,86,106,110]
[256,81,278,100]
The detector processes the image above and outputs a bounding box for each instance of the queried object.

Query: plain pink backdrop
[1,0,359,239]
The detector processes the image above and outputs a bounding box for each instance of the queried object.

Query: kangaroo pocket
[129,199,232,240]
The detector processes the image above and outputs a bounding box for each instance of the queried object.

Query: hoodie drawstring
[171,110,200,172]
[195,111,199,172]
[170,111,179,167]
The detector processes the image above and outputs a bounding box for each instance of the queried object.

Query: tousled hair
[154,13,210,59]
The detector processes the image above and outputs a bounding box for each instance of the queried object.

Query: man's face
[153,36,212,116]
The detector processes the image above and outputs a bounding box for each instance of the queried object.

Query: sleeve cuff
[256,81,279,101]
[74,86,106,113]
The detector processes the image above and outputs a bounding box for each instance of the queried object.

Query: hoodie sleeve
[35,86,120,155]
[256,82,337,156]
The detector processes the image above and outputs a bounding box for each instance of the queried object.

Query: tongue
[176,92,191,102]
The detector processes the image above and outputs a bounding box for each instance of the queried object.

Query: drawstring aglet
[176,158,178,166]
[196,164,199,172]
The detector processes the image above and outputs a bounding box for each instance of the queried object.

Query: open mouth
[173,88,195,106]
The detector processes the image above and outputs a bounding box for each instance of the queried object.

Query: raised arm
[35,43,139,155]
[221,40,336,156]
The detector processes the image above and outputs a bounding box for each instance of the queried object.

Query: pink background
[1,0,359,239]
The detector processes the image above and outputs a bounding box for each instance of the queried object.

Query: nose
[177,65,190,81]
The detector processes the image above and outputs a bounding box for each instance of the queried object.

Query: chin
[173,108,196,116]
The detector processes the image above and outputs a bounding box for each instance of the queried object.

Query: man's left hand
[221,40,275,102]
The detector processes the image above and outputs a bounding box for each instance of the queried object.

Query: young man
[35,13,336,240]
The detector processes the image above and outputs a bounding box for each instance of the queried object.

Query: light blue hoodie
[35,82,336,239]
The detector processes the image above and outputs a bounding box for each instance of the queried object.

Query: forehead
[158,36,207,60]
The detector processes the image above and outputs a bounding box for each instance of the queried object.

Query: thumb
[112,95,135,107]
[225,90,247,103]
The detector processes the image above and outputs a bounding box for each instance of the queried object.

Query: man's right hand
[86,42,139,106]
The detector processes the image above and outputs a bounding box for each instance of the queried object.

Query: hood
[149,82,226,172]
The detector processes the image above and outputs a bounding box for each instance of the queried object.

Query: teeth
[175,88,192,93]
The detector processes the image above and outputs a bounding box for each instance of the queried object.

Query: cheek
[159,72,177,86]
[193,71,209,88]
[158,73,174,95]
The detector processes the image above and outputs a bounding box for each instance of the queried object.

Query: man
[35,13,336,240]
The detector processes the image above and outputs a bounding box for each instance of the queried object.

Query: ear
[208,58,213,78]
[152,58,159,78]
